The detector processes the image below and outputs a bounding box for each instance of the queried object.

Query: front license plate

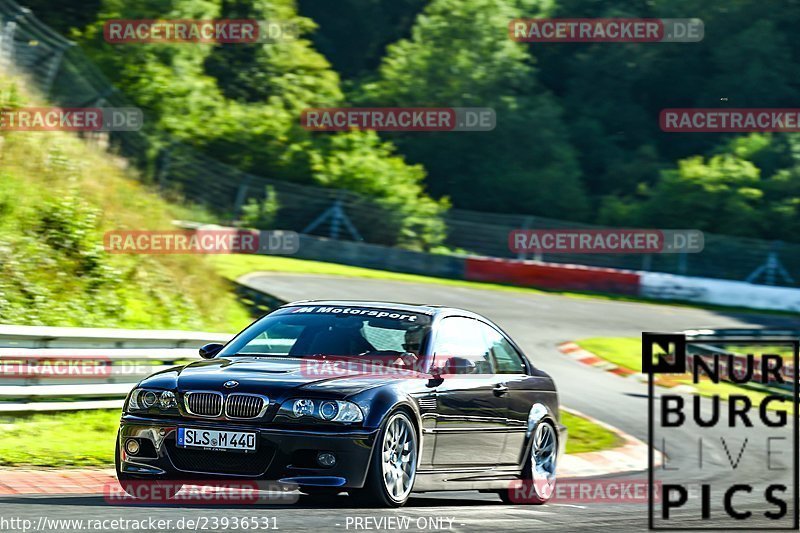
[177,428,257,452]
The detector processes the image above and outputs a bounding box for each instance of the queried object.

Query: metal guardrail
[0,325,233,413]
[682,328,799,395]
[685,328,800,341]
[0,324,230,348]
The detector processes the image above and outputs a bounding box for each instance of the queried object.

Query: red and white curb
[560,407,663,479]
[0,468,116,495]
[558,341,696,395]
[558,341,646,381]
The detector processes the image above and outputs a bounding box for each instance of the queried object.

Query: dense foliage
[23,0,800,243]
[0,77,251,331]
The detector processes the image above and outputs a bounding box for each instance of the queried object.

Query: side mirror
[426,360,445,387]
[441,356,476,375]
[199,343,224,359]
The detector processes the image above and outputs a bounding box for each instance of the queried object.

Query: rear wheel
[351,411,418,507]
[499,421,557,505]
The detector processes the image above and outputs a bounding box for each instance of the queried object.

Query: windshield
[219,306,433,364]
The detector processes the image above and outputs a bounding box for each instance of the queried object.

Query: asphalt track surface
[2,273,799,532]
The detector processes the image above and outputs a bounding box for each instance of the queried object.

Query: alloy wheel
[531,422,557,499]
[380,413,417,502]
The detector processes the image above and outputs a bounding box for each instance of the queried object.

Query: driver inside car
[389,326,425,370]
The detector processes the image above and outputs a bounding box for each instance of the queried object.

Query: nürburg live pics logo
[644,332,799,530]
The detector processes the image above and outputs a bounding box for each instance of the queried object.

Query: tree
[241,185,279,228]
[357,0,588,218]
[310,131,448,250]
[74,0,446,248]
[297,0,426,78]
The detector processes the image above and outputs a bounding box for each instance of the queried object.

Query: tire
[350,411,418,508]
[115,435,183,500]
[498,420,557,505]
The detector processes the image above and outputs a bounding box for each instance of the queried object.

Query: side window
[432,317,494,375]
[484,327,527,374]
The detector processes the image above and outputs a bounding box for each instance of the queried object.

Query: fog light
[125,439,140,456]
[317,452,336,467]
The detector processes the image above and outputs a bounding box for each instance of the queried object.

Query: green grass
[689,380,791,411]
[562,411,624,454]
[577,337,644,372]
[210,255,560,293]
[209,255,798,317]
[0,410,119,467]
[208,255,648,300]
[0,74,252,333]
[0,408,619,468]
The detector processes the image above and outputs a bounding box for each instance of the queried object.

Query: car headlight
[127,388,177,413]
[282,399,363,423]
[293,398,315,417]
[159,390,177,409]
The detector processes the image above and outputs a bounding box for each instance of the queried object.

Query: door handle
[493,383,509,396]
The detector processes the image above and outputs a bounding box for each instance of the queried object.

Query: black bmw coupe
[116,301,566,507]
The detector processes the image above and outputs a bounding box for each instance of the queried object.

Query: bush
[241,185,280,229]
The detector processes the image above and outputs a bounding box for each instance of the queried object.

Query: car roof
[279,300,488,320]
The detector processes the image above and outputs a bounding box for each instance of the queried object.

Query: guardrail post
[42,42,71,96]
[156,145,173,191]
[233,176,252,215]
[0,20,17,71]
[677,251,687,275]
[516,216,532,260]
[746,242,794,286]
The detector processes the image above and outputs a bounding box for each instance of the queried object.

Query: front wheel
[351,411,418,507]
[499,421,557,505]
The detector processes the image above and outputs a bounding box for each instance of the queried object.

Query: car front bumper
[118,415,378,489]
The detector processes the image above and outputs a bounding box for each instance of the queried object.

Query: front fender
[351,387,423,434]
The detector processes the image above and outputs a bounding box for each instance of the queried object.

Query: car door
[429,317,508,467]
[483,326,535,466]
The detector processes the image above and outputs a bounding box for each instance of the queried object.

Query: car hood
[140,356,422,399]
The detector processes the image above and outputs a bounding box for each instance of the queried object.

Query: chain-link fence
[1,0,798,286]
